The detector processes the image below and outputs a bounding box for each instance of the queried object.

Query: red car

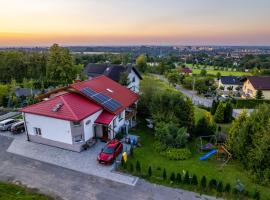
[97,139,123,164]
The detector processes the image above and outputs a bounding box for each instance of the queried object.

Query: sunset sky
[0,0,270,46]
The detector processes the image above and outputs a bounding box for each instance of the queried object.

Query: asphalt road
[0,135,217,200]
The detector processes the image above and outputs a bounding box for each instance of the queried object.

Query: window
[34,127,42,136]
[132,77,135,83]
[118,112,123,122]
[113,118,117,128]
[73,121,81,127]
[74,135,83,143]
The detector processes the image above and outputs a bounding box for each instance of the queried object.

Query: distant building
[181,67,193,75]
[242,76,270,99]
[218,76,242,91]
[84,64,142,93]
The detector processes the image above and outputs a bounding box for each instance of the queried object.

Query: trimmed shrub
[130,146,134,157]
[217,182,223,193]
[148,166,152,177]
[176,173,182,184]
[234,99,270,109]
[184,171,190,184]
[136,161,141,173]
[224,183,231,193]
[200,176,207,190]
[191,175,198,186]
[163,169,167,180]
[130,163,134,173]
[209,179,217,190]
[170,172,175,182]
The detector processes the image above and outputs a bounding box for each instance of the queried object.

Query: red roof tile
[181,67,192,73]
[94,111,115,125]
[20,93,102,121]
[70,75,139,114]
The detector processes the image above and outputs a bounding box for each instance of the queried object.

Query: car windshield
[102,146,115,154]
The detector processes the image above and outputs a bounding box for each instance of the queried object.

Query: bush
[130,163,134,173]
[130,146,134,158]
[148,166,152,177]
[153,141,167,153]
[217,182,223,193]
[170,172,175,182]
[209,179,217,190]
[184,171,190,184]
[136,161,141,173]
[252,188,260,200]
[194,113,216,137]
[163,169,167,180]
[214,103,225,123]
[224,183,231,193]
[200,176,207,190]
[159,148,191,160]
[233,99,270,109]
[191,175,198,186]
[176,173,182,184]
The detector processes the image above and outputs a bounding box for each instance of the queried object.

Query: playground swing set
[197,135,232,167]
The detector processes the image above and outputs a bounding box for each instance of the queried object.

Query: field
[185,64,250,76]
[0,182,53,200]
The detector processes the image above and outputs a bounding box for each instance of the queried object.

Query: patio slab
[7,136,138,186]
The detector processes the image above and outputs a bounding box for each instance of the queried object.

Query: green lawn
[122,122,270,199]
[0,182,53,200]
[185,64,250,76]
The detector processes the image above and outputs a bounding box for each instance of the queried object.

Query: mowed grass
[0,182,53,200]
[125,124,270,199]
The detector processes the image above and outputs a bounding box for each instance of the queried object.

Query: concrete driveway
[0,135,217,200]
[4,131,137,186]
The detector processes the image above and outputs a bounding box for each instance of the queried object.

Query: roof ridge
[60,95,78,121]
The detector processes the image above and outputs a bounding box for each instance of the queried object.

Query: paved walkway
[6,133,138,186]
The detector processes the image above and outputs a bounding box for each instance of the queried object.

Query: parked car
[0,119,17,131]
[97,139,123,164]
[10,121,25,134]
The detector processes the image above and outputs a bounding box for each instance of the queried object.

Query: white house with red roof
[21,76,139,152]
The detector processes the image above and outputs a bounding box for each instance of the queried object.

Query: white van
[0,119,17,131]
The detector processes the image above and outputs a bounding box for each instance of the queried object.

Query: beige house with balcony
[242,76,270,99]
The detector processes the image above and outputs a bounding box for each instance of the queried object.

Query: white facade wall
[108,110,126,139]
[24,113,73,144]
[218,80,241,92]
[128,70,140,93]
[83,110,102,141]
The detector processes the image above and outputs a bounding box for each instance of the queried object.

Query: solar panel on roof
[92,93,110,104]
[80,87,122,112]
[81,88,97,97]
[103,99,122,112]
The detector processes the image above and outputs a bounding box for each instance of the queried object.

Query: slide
[199,149,217,161]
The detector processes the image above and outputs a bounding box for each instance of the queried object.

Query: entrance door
[102,126,109,140]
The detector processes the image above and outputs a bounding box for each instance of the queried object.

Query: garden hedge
[233,99,270,109]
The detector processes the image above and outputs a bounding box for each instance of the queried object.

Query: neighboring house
[20,76,139,152]
[181,67,193,75]
[218,76,242,91]
[15,88,40,98]
[84,64,142,93]
[242,76,270,99]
